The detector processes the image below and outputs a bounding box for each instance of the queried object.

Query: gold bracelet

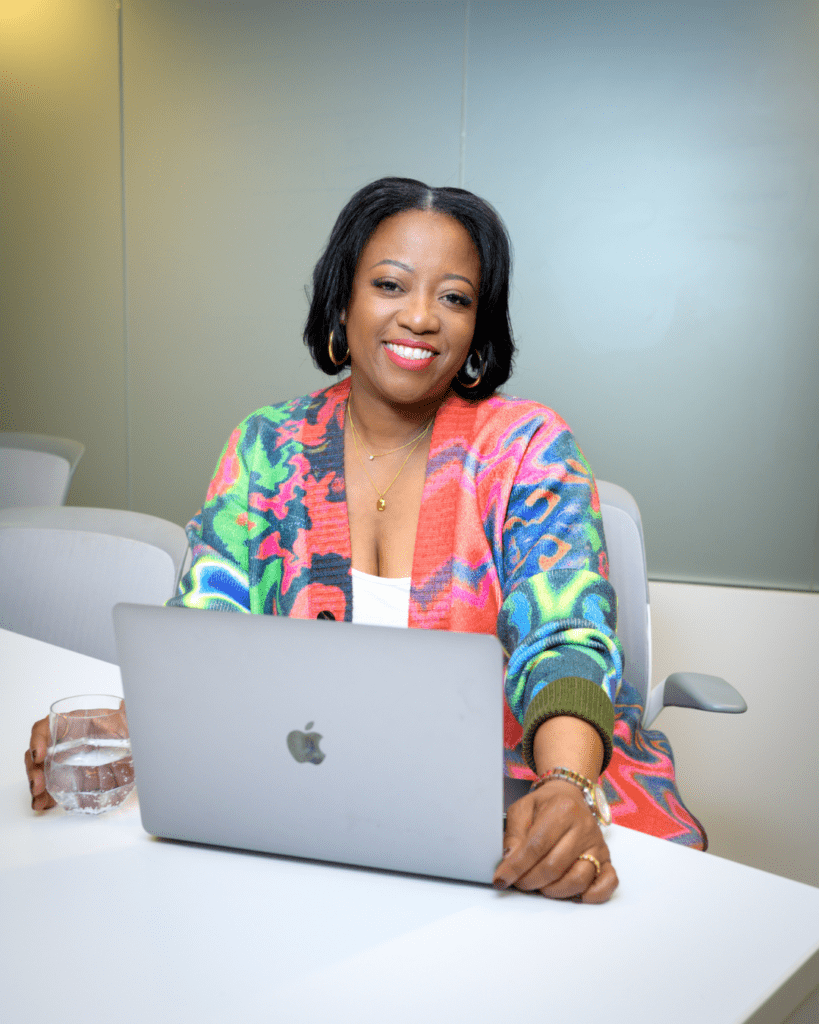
[530,767,612,826]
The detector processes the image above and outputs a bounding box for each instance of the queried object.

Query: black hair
[303,177,515,401]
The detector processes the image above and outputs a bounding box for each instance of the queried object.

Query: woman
[27,178,704,897]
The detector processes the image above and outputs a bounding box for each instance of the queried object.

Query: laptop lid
[113,603,505,885]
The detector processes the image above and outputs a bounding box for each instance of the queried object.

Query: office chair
[0,506,189,664]
[0,432,85,508]
[597,480,746,725]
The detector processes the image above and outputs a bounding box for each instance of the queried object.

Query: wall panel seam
[117,1,132,510]
[459,1,469,187]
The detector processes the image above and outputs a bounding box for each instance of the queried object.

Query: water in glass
[46,737,134,814]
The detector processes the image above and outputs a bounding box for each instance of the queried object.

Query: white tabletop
[2,627,818,1024]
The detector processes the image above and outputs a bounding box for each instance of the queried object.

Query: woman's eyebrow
[442,273,477,289]
[371,259,476,289]
[371,259,413,273]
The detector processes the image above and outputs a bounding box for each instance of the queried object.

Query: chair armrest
[643,673,747,726]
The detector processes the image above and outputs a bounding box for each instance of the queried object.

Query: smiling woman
[339,209,482,578]
[26,177,707,903]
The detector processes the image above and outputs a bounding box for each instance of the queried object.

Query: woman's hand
[493,714,618,902]
[493,779,618,902]
[25,717,56,811]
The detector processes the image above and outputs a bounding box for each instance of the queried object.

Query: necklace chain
[347,404,432,512]
[350,412,431,459]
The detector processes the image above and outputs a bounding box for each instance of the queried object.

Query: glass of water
[44,695,135,814]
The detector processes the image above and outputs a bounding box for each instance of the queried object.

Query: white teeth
[386,343,435,361]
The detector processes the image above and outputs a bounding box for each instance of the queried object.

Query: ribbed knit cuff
[522,676,615,774]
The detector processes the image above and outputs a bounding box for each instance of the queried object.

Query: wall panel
[650,581,819,887]
[465,0,819,588]
[122,0,466,527]
[0,0,127,509]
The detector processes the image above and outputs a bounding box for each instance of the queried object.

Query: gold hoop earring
[458,350,484,389]
[328,329,349,367]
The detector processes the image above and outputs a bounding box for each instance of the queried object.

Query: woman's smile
[383,339,438,369]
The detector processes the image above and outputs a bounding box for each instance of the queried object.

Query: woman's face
[343,209,481,411]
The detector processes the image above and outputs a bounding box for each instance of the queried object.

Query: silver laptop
[113,603,505,884]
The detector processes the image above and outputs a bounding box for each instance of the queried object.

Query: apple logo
[286,722,325,765]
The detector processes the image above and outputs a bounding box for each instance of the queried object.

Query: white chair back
[0,506,189,663]
[0,432,85,508]
[597,480,651,708]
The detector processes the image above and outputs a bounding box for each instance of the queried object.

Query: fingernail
[29,779,34,794]
[502,847,511,858]
[493,877,509,890]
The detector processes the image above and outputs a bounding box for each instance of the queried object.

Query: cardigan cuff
[521,676,615,774]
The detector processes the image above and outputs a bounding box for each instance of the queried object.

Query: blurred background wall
[2,0,817,589]
[1,0,127,509]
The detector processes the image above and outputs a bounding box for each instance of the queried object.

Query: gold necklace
[347,404,431,512]
[347,407,432,460]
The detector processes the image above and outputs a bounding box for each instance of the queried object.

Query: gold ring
[577,853,602,878]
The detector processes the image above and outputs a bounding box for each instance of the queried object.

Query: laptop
[113,603,506,885]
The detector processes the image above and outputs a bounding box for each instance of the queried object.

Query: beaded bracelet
[530,767,612,826]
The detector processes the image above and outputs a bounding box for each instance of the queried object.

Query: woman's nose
[397,292,440,334]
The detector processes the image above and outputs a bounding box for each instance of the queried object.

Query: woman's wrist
[521,676,614,773]
[532,715,604,781]
[530,767,612,826]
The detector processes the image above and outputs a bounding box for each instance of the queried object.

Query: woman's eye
[373,278,401,293]
[443,292,472,307]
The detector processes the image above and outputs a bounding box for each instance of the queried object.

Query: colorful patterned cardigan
[171,378,706,848]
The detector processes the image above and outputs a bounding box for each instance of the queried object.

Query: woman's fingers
[25,748,56,810]
[31,787,56,811]
[497,783,596,884]
[532,842,616,900]
[29,717,50,763]
[501,818,576,891]
[512,824,606,894]
[537,854,598,899]
[580,860,619,904]
[26,718,56,811]
[495,782,618,902]
[494,791,546,889]
[522,843,618,902]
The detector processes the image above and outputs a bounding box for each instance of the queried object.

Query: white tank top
[351,568,411,628]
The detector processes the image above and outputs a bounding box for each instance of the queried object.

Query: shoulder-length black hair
[303,177,515,401]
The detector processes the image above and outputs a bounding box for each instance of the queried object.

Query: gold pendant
[376,498,386,512]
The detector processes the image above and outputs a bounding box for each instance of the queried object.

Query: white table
[2,628,818,1024]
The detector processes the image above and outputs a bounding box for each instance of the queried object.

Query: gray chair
[0,506,189,664]
[597,480,746,725]
[0,432,85,508]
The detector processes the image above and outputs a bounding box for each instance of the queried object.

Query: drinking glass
[44,694,135,814]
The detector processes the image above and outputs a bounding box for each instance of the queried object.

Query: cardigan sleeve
[168,419,256,613]
[495,419,623,772]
